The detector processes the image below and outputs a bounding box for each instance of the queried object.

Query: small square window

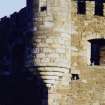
[40,6,47,12]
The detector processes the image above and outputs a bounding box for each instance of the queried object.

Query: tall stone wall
[25,0,71,87]
[1,0,105,105]
[25,0,71,105]
[0,1,71,104]
[71,1,105,67]
[71,1,105,105]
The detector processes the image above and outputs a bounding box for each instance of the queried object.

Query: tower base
[42,86,71,105]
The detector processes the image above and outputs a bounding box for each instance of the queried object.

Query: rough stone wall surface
[1,0,105,105]
[25,0,71,87]
[25,0,71,105]
[0,1,71,104]
[71,1,105,105]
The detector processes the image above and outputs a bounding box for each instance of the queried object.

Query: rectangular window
[95,0,103,16]
[40,6,47,12]
[77,0,86,14]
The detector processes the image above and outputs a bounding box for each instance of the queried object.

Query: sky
[0,0,26,18]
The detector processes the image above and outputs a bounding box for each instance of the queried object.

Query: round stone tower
[25,0,71,88]
[25,0,71,104]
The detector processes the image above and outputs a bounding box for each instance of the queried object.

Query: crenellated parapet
[72,0,105,16]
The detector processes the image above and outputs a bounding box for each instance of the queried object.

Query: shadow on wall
[0,40,48,105]
[0,11,48,105]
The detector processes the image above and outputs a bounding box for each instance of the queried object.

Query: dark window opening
[77,0,104,16]
[71,74,80,80]
[95,0,103,16]
[89,39,105,66]
[77,0,86,14]
[40,6,47,12]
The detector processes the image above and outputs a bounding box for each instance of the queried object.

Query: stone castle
[0,0,105,105]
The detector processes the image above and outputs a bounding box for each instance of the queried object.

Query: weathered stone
[1,0,105,105]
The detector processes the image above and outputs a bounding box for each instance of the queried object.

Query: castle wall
[24,0,71,105]
[25,0,71,87]
[1,1,105,105]
[71,1,105,105]
[0,1,71,104]
[71,1,105,67]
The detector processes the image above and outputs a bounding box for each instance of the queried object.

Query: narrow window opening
[89,39,105,66]
[77,0,86,14]
[90,42,100,65]
[95,0,103,16]
[40,6,47,12]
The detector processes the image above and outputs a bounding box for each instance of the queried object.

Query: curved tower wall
[25,0,71,88]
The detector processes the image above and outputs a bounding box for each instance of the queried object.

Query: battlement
[72,0,105,16]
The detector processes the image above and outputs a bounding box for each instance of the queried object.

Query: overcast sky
[0,0,26,17]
